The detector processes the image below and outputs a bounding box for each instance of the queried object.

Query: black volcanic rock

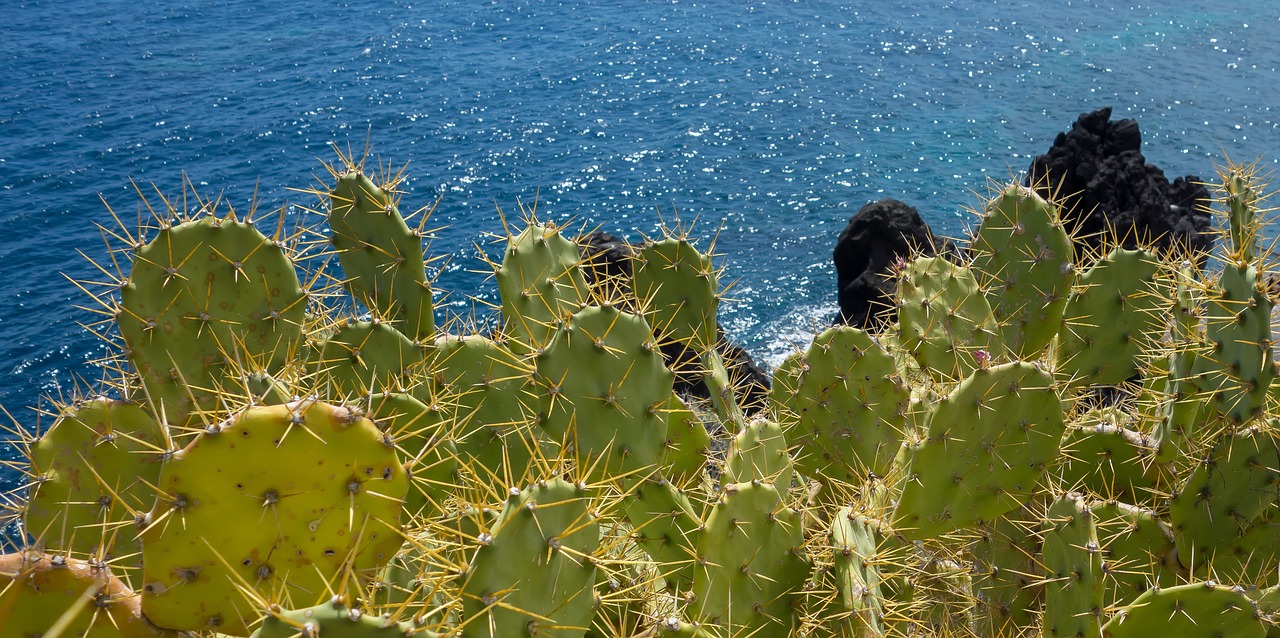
[834,198,948,329]
[577,231,771,408]
[1026,107,1213,258]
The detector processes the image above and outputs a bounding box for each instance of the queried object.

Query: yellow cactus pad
[139,400,408,636]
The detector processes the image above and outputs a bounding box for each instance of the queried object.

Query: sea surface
[2,0,1279,488]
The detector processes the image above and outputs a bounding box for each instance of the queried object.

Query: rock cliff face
[833,198,949,329]
[1025,106,1213,258]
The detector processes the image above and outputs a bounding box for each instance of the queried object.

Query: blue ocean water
[1,0,1279,488]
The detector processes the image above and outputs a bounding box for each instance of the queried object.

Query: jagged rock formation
[1026,106,1212,258]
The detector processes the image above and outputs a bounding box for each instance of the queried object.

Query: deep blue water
[2,0,1279,488]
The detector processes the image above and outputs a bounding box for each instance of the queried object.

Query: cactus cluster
[4,149,1280,638]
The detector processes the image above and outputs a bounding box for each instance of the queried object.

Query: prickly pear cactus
[1040,496,1103,638]
[892,361,1065,539]
[827,507,886,637]
[1092,500,1181,606]
[139,400,408,635]
[364,391,458,517]
[722,417,793,488]
[459,478,600,638]
[625,477,702,592]
[896,255,998,382]
[1103,581,1265,638]
[327,166,435,341]
[1056,247,1163,387]
[632,236,750,430]
[24,398,165,567]
[660,393,710,489]
[970,182,1074,359]
[1192,261,1274,424]
[535,304,673,481]
[690,481,809,635]
[430,333,543,480]
[632,237,720,353]
[971,505,1043,637]
[253,595,428,638]
[309,318,426,399]
[495,221,591,354]
[118,212,306,426]
[1056,407,1164,505]
[0,551,180,638]
[1169,425,1280,572]
[780,326,909,487]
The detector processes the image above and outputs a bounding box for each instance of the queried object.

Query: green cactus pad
[1220,161,1264,262]
[661,393,710,489]
[364,392,458,517]
[535,304,673,481]
[1092,501,1180,606]
[786,326,909,485]
[620,224,748,429]
[722,418,793,488]
[625,477,701,591]
[310,319,426,399]
[1169,425,1280,570]
[1056,247,1163,387]
[328,169,435,340]
[1102,582,1265,638]
[253,595,430,638]
[892,361,1065,540]
[460,478,599,638]
[828,507,887,637]
[25,398,165,568]
[496,222,591,353]
[690,481,808,635]
[1057,408,1163,505]
[119,214,306,425]
[896,255,998,382]
[768,349,806,423]
[1192,261,1274,424]
[632,237,719,352]
[139,400,408,635]
[0,552,180,638]
[970,183,1074,359]
[238,371,292,406]
[1150,262,1204,463]
[971,506,1043,637]
[1041,496,1104,638]
[430,333,543,481]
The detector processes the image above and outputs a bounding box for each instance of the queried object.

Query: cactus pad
[1103,582,1264,638]
[690,481,808,634]
[310,319,426,399]
[25,398,165,567]
[785,326,909,485]
[496,222,590,353]
[535,305,673,481]
[1169,425,1280,570]
[970,183,1074,359]
[1041,496,1104,638]
[328,169,435,340]
[119,213,305,425]
[1056,247,1163,387]
[896,255,997,382]
[139,400,407,635]
[893,361,1065,539]
[459,478,600,637]
[0,551,179,638]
